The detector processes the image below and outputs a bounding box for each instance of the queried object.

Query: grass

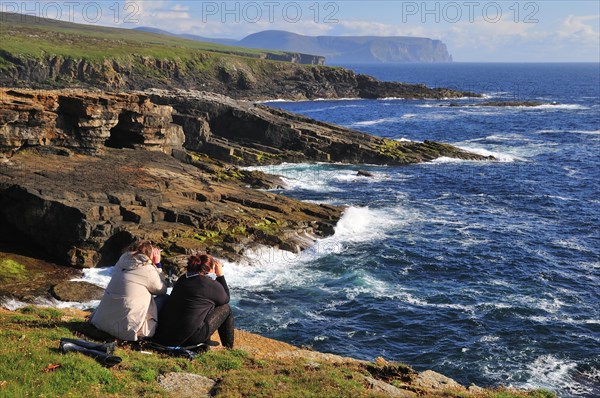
[0,306,381,397]
[0,307,556,398]
[0,12,323,75]
[0,11,327,91]
[0,257,28,282]
[0,12,286,61]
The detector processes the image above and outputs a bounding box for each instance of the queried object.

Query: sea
[71,63,600,397]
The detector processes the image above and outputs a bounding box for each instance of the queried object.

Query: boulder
[413,370,464,391]
[363,376,417,397]
[51,281,105,302]
[357,170,375,177]
[157,372,216,398]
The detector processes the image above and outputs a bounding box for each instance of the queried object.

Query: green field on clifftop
[0,12,289,61]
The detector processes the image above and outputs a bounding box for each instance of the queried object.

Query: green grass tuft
[0,258,28,282]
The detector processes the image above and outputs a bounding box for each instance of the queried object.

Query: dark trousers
[184,304,235,348]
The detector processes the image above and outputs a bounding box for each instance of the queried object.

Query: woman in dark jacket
[154,254,234,348]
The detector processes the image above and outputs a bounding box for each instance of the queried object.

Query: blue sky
[9,1,600,61]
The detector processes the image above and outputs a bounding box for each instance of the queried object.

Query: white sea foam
[280,176,343,193]
[528,104,589,110]
[227,205,407,294]
[0,296,99,311]
[430,156,470,164]
[244,163,344,193]
[551,238,590,253]
[457,146,525,162]
[349,117,403,127]
[521,355,593,397]
[457,109,505,116]
[536,129,600,135]
[479,335,500,343]
[70,267,113,288]
[459,133,533,143]
[430,145,523,163]
[527,315,600,325]
[224,247,323,292]
[301,104,363,114]
[484,92,512,98]
[260,97,360,104]
[579,261,600,270]
[313,97,359,102]
[331,170,389,184]
[260,99,289,103]
[350,112,457,124]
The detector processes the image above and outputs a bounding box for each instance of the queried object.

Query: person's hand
[150,247,162,265]
[213,258,224,277]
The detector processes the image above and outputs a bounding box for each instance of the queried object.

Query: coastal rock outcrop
[0,147,340,268]
[146,89,492,166]
[0,53,479,101]
[0,88,491,268]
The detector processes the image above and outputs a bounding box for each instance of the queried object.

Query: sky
[5,1,600,62]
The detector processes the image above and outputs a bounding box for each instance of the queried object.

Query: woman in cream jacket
[91,240,167,341]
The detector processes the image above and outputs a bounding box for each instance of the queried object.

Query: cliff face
[0,12,468,100]
[239,31,453,64]
[0,53,472,101]
[0,88,491,269]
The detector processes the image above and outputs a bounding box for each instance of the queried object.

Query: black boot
[59,341,122,368]
[60,338,117,354]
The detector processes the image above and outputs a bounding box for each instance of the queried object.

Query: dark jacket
[154,273,229,346]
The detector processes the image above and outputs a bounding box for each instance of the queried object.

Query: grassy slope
[0,12,289,61]
[0,12,326,94]
[0,307,556,398]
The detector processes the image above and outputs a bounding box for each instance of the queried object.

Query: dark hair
[187,254,212,274]
[128,240,153,259]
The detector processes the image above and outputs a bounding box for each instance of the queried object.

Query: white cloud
[334,20,435,38]
[557,14,599,42]
[11,1,599,61]
[171,4,190,12]
[181,19,334,38]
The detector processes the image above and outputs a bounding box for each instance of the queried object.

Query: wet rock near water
[0,88,493,270]
[357,170,375,177]
[51,281,104,302]
[0,147,340,268]
[0,251,80,302]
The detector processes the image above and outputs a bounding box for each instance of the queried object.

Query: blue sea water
[226,63,600,397]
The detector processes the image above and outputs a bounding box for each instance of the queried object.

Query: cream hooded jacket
[91,252,167,341]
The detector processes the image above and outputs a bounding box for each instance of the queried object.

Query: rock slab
[157,372,216,398]
[51,281,105,302]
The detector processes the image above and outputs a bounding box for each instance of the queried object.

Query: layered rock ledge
[0,88,492,269]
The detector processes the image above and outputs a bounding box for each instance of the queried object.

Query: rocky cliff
[0,88,492,269]
[239,31,453,64]
[0,53,473,101]
[0,12,474,100]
